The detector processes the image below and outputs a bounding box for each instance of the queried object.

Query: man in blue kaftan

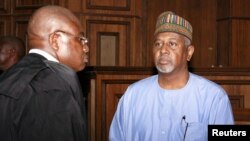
[109,11,234,141]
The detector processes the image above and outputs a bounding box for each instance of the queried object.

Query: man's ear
[187,45,194,61]
[49,32,60,51]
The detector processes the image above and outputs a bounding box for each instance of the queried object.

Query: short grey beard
[156,65,174,73]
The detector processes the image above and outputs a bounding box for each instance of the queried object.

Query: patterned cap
[154,11,193,41]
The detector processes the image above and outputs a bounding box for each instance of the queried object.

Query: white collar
[29,49,59,63]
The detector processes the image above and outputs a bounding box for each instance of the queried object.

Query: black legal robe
[0,53,87,141]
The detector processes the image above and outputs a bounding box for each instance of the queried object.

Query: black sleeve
[18,69,87,141]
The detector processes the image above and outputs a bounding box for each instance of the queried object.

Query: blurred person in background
[0,35,25,72]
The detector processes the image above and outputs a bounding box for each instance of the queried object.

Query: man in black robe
[0,5,89,141]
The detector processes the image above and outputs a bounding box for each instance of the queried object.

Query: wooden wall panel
[85,17,131,66]
[194,68,250,110]
[15,0,56,6]
[230,0,250,17]
[217,0,250,68]
[0,17,11,35]
[2,0,144,66]
[0,0,10,35]
[59,0,82,12]
[238,86,250,108]
[80,0,144,67]
[217,20,230,67]
[87,0,130,10]
[0,0,10,14]
[232,20,250,67]
[12,16,29,43]
[217,0,250,18]
[13,0,58,14]
[217,0,230,19]
[97,32,120,66]
[83,0,141,16]
[102,82,131,141]
[82,15,144,66]
[95,74,150,141]
[0,21,5,35]
[229,95,244,109]
[0,0,58,37]
[129,18,145,66]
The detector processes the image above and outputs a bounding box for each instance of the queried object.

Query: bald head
[27,5,82,49]
[26,5,88,72]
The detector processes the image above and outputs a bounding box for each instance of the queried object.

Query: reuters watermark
[208,125,250,140]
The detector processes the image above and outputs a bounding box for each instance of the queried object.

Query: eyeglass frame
[52,30,88,46]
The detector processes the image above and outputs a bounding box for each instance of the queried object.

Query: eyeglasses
[54,30,88,46]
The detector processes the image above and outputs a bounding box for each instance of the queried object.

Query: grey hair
[184,36,191,47]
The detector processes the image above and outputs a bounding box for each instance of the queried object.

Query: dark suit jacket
[0,53,87,141]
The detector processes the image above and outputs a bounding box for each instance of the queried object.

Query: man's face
[0,43,11,70]
[153,32,193,74]
[54,25,89,72]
